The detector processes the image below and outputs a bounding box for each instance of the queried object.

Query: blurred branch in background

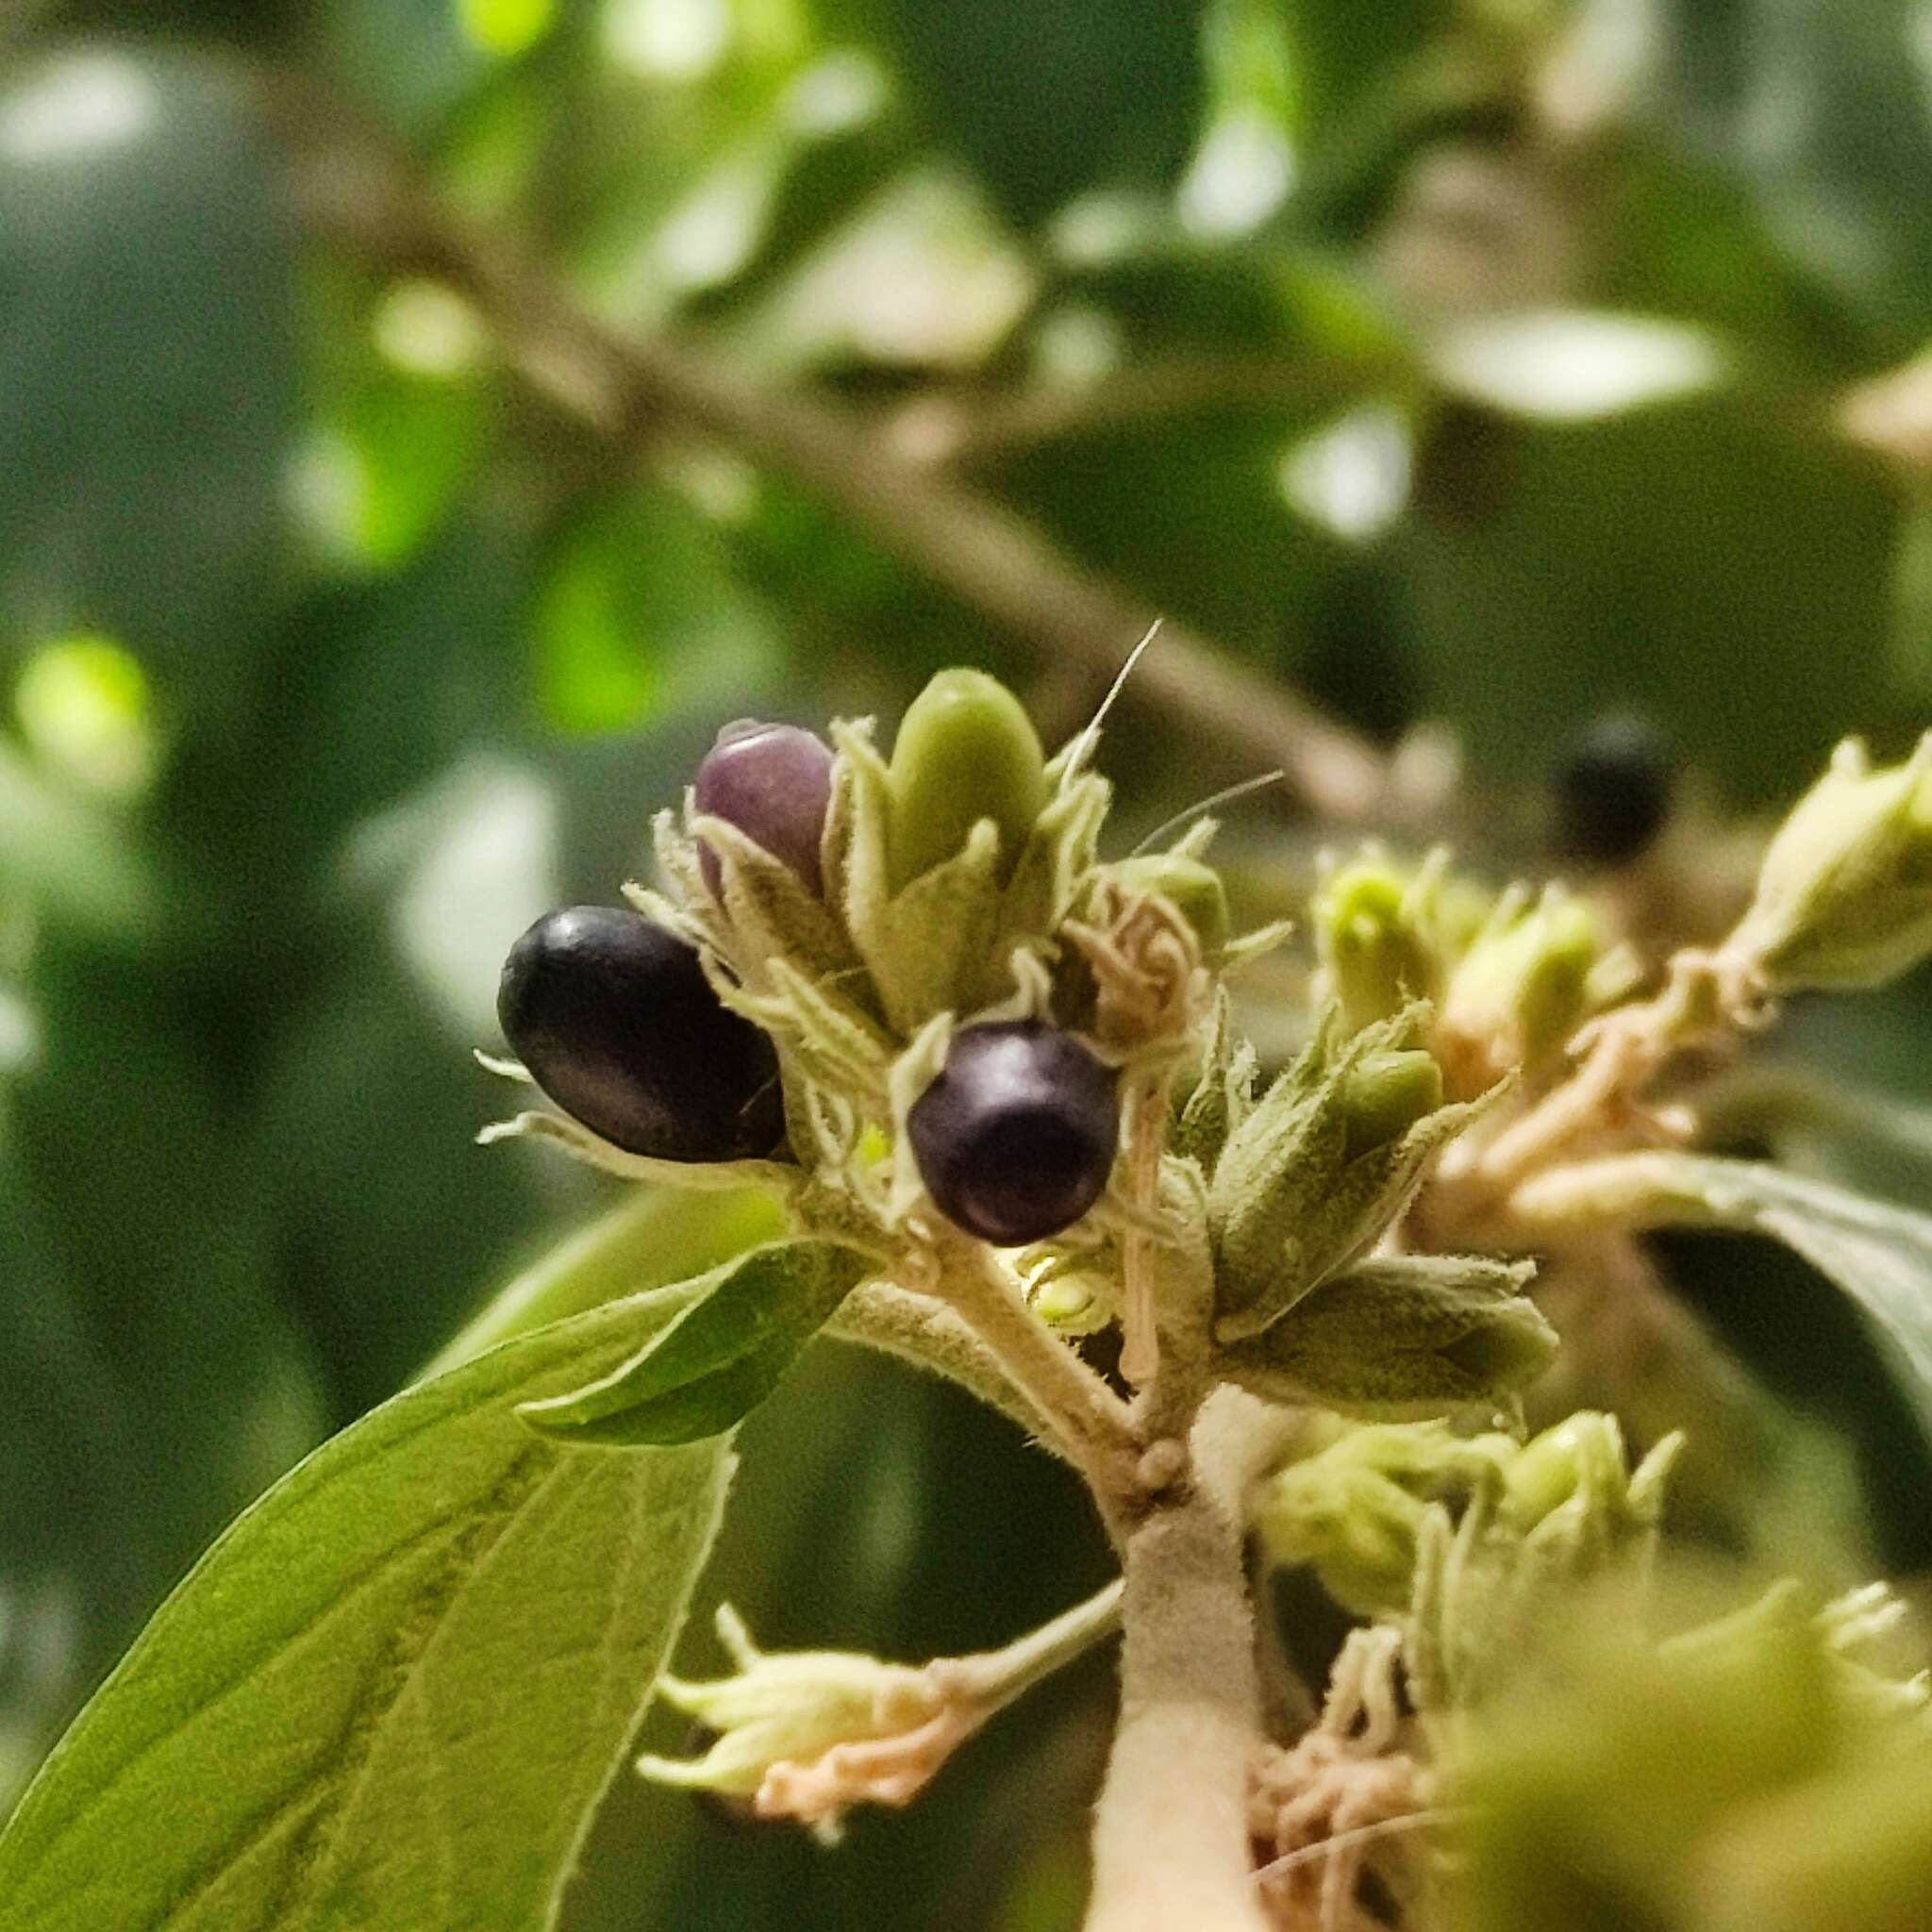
[877,355,1396,471]
[275,87,1404,824]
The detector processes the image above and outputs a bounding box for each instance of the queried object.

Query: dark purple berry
[1553,713,1674,866]
[694,720,835,897]
[907,1022,1118,1245]
[497,907,783,1161]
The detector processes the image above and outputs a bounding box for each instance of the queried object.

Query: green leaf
[0,1275,735,1932]
[516,1239,872,1446]
[533,485,782,739]
[882,0,1208,227]
[318,370,491,570]
[0,51,297,716]
[1526,1152,1932,1442]
[0,742,163,942]
[1703,1065,1932,1212]
[13,938,328,1574]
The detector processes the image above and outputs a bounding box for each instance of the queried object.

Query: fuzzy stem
[1085,1464,1273,1932]
[932,1238,1141,1520]
[1117,1074,1171,1389]
[825,1279,1072,1456]
[944,1578,1125,1709]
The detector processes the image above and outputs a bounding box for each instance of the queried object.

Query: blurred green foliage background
[1,0,1930,1925]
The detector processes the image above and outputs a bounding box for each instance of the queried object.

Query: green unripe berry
[1341,1047,1444,1161]
[1110,852,1232,958]
[886,669,1047,891]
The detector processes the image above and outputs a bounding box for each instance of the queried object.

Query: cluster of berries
[497,693,1120,1247]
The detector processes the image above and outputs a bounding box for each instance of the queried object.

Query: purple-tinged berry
[498,906,783,1161]
[907,1022,1118,1245]
[694,720,836,897]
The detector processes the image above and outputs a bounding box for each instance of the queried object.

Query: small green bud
[638,1605,953,1834]
[1170,989,1259,1172]
[1493,1414,1679,1575]
[1499,1411,1606,1524]
[1209,1009,1486,1341]
[1256,1420,1515,1616]
[1313,857,1445,1032]
[1515,901,1597,1058]
[1437,873,1500,955]
[1691,1741,1932,1932]
[1259,1464,1431,1619]
[1341,1048,1445,1160]
[1220,1252,1554,1421]
[886,669,1047,891]
[1440,886,1599,1085]
[1108,852,1232,958]
[1731,734,1932,991]
[1443,1578,1845,1932]
[1028,1265,1115,1333]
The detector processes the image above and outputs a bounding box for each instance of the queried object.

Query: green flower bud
[1692,1743,1932,1932]
[1170,988,1258,1172]
[1499,1412,1607,1524]
[1256,1420,1515,1616]
[886,669,1047,891]
[1208,1009,1489,1341]
[1341,1048,1444,1160]
[1220,1252,1554,1422]
[1261,1466,1431,1619]
[1313,856,1446,1033]
[639,1605,944,1827]
[1440,886,1600,1085]
[1731,734,1932,991]
[1108,851,1232,958]
[1443,1578,1855,1932]
[1260,1413,1678,1631]
[1492,1413,1679,1580]
[1027,1264,1115,1333]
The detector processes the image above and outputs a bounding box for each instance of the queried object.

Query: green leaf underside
[0,1279,734,1932]
[516,1240,873,1445]
[1599,1153,1932,1441]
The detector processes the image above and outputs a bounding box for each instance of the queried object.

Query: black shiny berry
[497,907,784,1161]
[693,720,835,897]
[1553,712,1674,866]
[906,1022,1118,1245]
